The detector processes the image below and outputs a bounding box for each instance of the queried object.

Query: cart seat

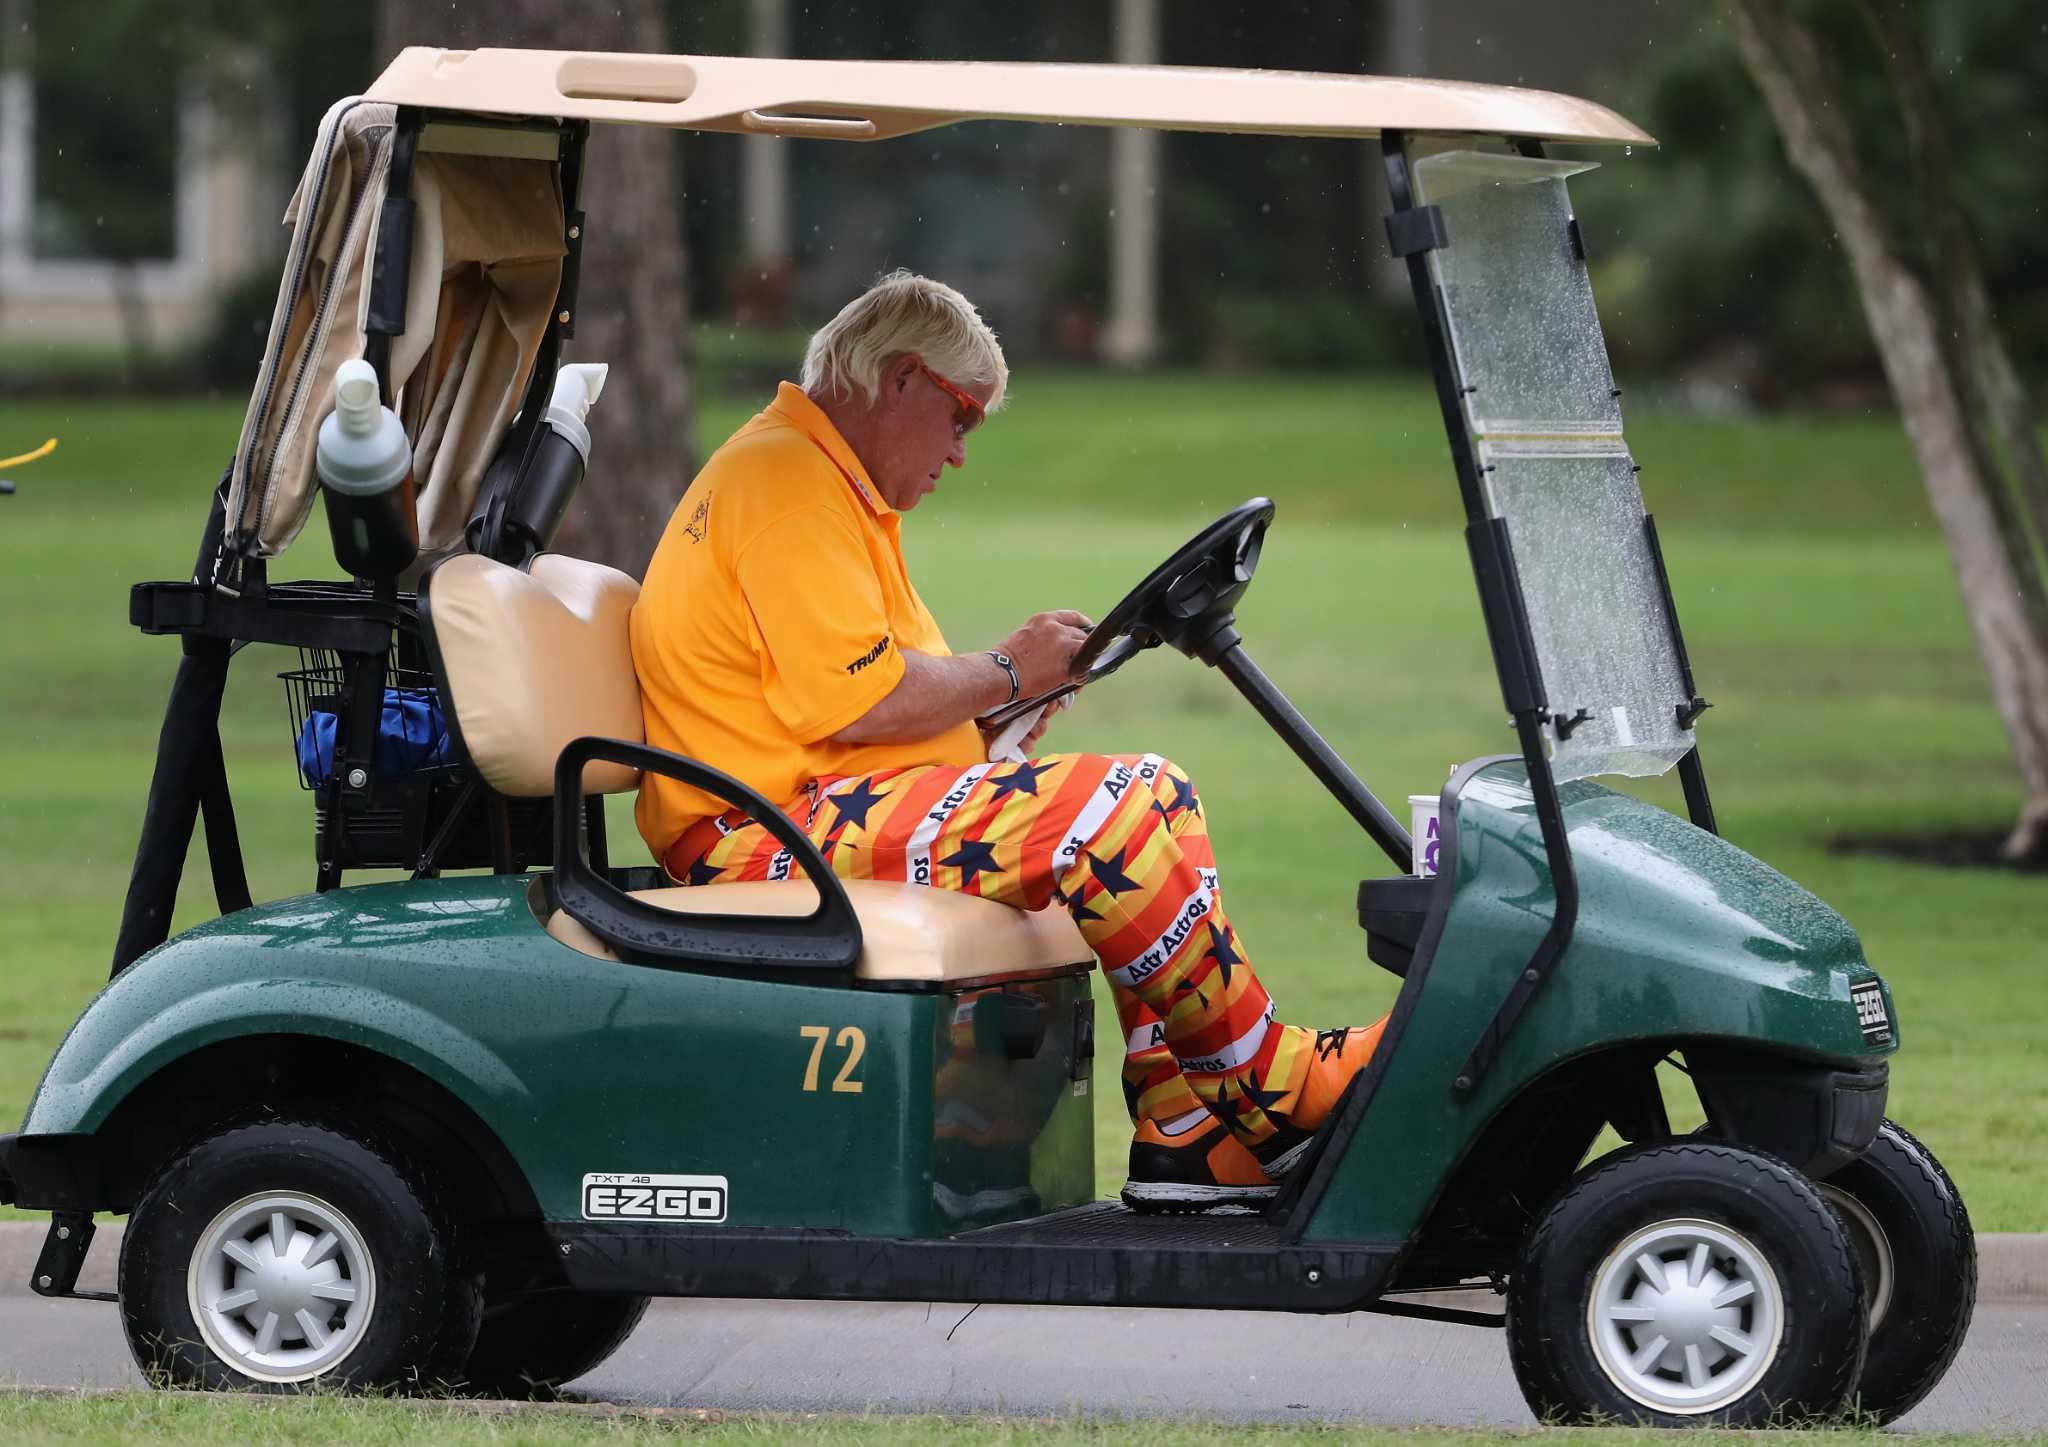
[421,551,1094,985]
[544,878,1092,985]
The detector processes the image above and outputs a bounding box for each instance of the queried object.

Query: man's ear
[881,352,920,407]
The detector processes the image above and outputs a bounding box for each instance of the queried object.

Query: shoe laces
[1313,1027,1352,1060]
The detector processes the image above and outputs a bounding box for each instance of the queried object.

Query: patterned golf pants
[666,752,1315,1145]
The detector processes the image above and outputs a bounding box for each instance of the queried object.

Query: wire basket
[277,645,550,875]
[280,645,446,792]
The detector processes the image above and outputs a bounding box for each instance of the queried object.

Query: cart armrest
[548,737,863,978]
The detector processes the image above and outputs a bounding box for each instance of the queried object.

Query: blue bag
[296,688,453,786]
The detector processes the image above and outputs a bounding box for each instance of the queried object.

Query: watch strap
[983,649,1021,706]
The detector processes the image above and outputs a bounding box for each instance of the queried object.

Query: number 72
[798,1025,867,1093]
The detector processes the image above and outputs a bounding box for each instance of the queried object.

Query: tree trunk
[1724,0,2048,859]
[1864,0,2048,571]
[369,5,693,578]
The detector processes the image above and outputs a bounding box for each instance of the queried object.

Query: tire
[1819,1120,1976,1424]
[461,1289,651,1398]
[119,1116,482,1392]
[1507,1141,1867,1426]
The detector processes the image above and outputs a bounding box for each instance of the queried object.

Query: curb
[2,1221,2043,1302]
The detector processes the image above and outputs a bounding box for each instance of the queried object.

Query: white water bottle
[317,358,418,578]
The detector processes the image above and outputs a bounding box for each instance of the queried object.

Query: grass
[0,374,2042,1235]
[3,1391,2045,1444]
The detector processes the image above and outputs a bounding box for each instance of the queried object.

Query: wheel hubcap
[1821,1184,1895,1330]
[187,1191,376,1383]
[1587,1217,1785,1414]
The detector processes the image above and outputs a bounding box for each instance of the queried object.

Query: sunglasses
[916,360,986,435]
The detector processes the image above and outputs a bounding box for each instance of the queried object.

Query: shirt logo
[683,496,710,543]
[845,636,891,675]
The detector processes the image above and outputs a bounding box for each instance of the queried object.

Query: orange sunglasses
[916,359,986,434]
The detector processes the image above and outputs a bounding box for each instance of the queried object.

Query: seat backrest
[421,552,642,797]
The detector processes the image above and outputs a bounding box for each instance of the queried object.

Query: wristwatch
[984,649,1021,706]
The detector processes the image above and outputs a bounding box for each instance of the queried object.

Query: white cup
[1409,794,1442,878]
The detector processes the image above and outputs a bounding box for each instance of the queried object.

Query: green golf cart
[0,49,1973,1424]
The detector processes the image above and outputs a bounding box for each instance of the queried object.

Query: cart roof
[365,49,1654,147]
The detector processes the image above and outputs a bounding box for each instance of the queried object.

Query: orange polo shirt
[631,382,987,861]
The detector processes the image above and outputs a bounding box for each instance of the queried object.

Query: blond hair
[801,270,1008,414]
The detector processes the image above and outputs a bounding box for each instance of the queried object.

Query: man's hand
[1014,691,1075,753]
[999,610,1093,696]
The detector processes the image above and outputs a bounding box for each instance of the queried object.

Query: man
[631,271,1387,1210]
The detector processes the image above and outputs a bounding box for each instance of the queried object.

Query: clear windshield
[1415,150,1694,782]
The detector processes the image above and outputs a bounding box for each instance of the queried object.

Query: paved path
[4,1224,2043,1429]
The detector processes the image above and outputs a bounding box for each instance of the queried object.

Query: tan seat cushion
[426,551,643,797]
[544,879,1094,985]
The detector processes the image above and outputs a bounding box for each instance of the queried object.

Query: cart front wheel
[1507,1141,1866,1426]
[120,1116,480,1392]
[1820,1119,1975,1424]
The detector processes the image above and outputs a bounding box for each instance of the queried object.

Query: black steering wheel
[983,498,1275,728]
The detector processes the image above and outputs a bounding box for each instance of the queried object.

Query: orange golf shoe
[1121,1109,1278,1213]
[1253,1017,1390,1178]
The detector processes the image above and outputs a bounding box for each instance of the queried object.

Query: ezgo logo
[582,1173,729,1224]
[1849,980,1892,1046]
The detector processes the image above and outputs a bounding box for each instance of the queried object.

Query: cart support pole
[112,481,253,977]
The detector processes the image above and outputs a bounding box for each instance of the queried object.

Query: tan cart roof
[366,49,1653,147]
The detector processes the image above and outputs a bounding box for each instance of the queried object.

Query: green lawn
[1,375,2042,1234]
[2,1391,2040,1444]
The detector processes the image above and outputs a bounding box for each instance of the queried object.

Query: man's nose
[947,437,967,468]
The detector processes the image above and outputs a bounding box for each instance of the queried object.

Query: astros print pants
[666,752,1318,1147]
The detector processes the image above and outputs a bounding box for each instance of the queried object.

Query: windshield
[1416,150,1694,782]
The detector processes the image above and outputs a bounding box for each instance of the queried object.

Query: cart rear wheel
[1820,1120,1975,1424]
[461,1288,651,1398]
[1507,1141,1866,1426]
[120,1117,480,1392]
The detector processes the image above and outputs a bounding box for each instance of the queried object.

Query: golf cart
[0,50,1974,1424]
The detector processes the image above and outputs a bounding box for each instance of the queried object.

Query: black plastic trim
[1357,875,1434,978]
[1691,1048,1889,1179]
[547,1204,1402,1314]
[548,738,863,976]
[1384,202,1447,257]
[0,1134,104,1213]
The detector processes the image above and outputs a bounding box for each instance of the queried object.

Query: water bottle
[316,358,418,579]
[499,363,609,564]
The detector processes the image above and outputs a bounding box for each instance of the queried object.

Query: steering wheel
[983,498,1275,728]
